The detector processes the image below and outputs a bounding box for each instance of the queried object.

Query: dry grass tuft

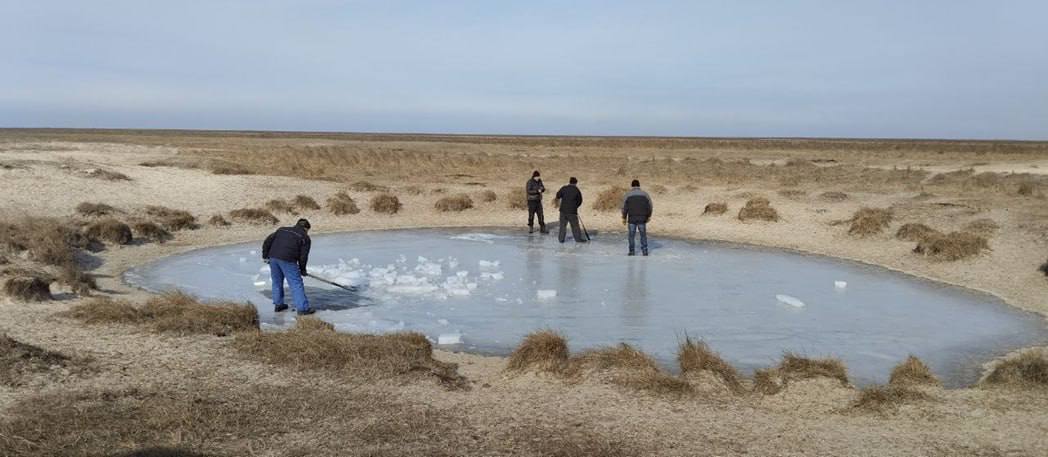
[752,368,784,395]
[889,355,940,387]
[575,344,693,396]
[913,231,989,261]
[233,329,466,388]
[326,192,361,215]
[264,199,295,214]
[981,350,1048,388]
[64,292,258,336]
[349,180,387,192]
[434,194,474,212]
[478,189,498,202]
[2,276,52,302]
[846,207,893,236]
[777,189,807,199]
[75,202,119,217]
[370,193,402,214]
[852,385,931,413]
[294,316,335,332]
[207,214,230,227]
[292,194,321,211]
[402,185,425,195]
[703,202,728,215]
[964,218,1000,236]
[229,208,279,225]
[144,206,198,231]
[131,222,172,243]
[507,330,570,373]
[677,337,742,392]
[1040,259,1048,277]
[84,218,133,245]
[738,198,779,222]
[818,191,849,202]
[506,189,528,210]
[895,223,939,242]
[210,163,253,175]
[0,334,83,387]
[0,217,95,267]
[593,186,628,212]
[1017,181,1036,196]
[780,353,849,385]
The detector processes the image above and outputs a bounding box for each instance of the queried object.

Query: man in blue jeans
[262,218,315,315]
[621,180,653,256]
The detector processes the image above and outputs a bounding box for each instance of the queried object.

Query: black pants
[527,200,545,228]
[558,213,584,242]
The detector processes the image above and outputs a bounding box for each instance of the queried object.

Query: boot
[539,224,548,234]
[528,226,534,234]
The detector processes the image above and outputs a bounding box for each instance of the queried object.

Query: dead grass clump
[478,189,498,202]
[752,368,784,395]
[84,218,133,245]
[59,263,96,296]
[294,316,335,332]
[65,292,258,336]
[132,222,172,243]
[575,344,693,396]
[434,194,474,212]
[981,350,1048,388]
[264,199,295,214]
[677,337,742,391]
[2,276,52,302]
[964,218,1000,236]
[210,163,253,175]
[889,355,940,387]
[229,208,279,225]
[62,297,145,324]
[370,193,402,214]
[402,185,425,195]
[0,334,80,387]
[349,181,387,192]
[819,191,849,202]
[292,194,321,211]
[326,192,361,215]
[895,223,939,242]
[779,353,850,386]
[738,198,779,222]
[144,206,198,231]
[777,189,807,199]
[75,202,119,217]
[83,168,132,181]
[703,202,728,215]
[506,189,528,210]
[913,231,989,261]
[846,207,893,236]
[851,385,931,413]
[207,214,230,227]
[507,330,569,373]
[0,217,95,267]
[593,186,628,212]
[233,329,466,388]
[1040,260,1048,277]
[1017,181,1036,196]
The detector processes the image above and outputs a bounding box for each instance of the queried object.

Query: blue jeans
[628,223,648,254]
[270,258,310,311]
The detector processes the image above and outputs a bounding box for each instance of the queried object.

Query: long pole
[578,214,591,241]
[308,274,357,292]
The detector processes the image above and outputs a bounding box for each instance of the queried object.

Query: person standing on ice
[526,170,548,234]
[621,179,653,256]
[554,177,587,243]
[262,218,315,315]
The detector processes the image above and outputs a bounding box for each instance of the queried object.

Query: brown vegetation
[82,168,131,181]
[574,344,693,396]
[435,194,474,212]
[677,337,742,391]
[84,218,133,245]
[131,222,172,243]
[851,385,931,413]
[402,185,425,195]
[64,292,258,337]
[1,334,84,387]
[819,191,849,202]
[506,330,570,373]
[738,198,779,222]
[1017,181,1036,196]
[963,218,999,236]
[913,231,989,261]
[144,206,198,231]
[233,328,465,388]
[3,276,52,302]
[981,350,1048,388]
[326,192,360,215]
[229,208,279,225]
[703,202,728,215]
[0,217,94,267]
[207,214,230,227]
[264,198,295,214]
[649,184,668,194]
[506,189,528,210]
[889,356,940,387]
[593,186,627,212]
[292,194,321,211]
[349,181,387,192]
[75,202,119,217]
[1040,259,1048,277]
[478,189,498,202]
[777,189,807,199]
[846,207,893,236]
[370,193,402,214]
[895,223,939,242]
[294,316,335,332]
[755,353,849,395]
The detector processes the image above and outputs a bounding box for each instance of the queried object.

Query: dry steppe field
[2,129,1048,456]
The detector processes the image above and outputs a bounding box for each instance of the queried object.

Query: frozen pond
[125,228,1048,386]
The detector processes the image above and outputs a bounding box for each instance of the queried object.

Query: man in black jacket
[526,170,547,234]
[262,218,315,315]
[621,179,653,256]
[554,177,587,243]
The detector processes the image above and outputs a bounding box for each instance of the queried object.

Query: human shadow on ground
[261,285,370,311]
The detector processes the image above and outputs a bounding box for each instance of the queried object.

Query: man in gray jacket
[621,180,653,256]
[526,170,547,233]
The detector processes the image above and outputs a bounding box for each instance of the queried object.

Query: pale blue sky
[2,1,1046,139]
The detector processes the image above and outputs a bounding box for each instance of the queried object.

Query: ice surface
[537,289,557,300]
[438,333,463,345]
[127,228,1048,386]
[776,294,806,308]
[835,280,848,290]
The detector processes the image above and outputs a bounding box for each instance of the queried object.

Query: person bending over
[554,177,587,243]
[622,179,653,256]
[262,218,315,315]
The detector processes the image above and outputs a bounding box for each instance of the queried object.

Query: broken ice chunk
[437,319,450,326]
[536,289,557,300]
[834,281,848,290]
[776,294,806,308]
[478,260,500,270]
[253,281,266,287]
[438,333,462,345]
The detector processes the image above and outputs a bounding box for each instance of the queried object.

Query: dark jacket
[262,226,311,273]
[622,187,653,224]
[526,178,545,201]
[555,184,583,214]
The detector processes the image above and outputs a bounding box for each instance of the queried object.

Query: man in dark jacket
[621,179,653,256]
[554,177,587,243]
[262,218,315,315]
[526,170,547,234]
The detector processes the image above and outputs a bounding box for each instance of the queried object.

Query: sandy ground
[2,137,1047,456]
